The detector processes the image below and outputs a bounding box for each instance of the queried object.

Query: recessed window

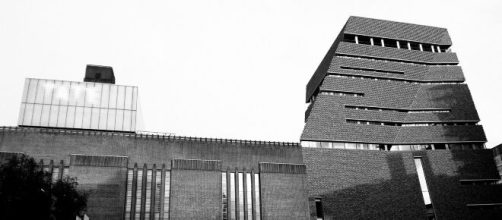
[422,44,432,52]
[343,34,357,43]
[358,36,371,45]
[384,39,398,48]
[315,198,324,220]
[409,42,421,50]
[373,37,383,46]
[414,157,436,219]
[340,66,404,75]
[398,41,408,49]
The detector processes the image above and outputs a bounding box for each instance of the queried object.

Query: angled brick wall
[344,16,452,45]
[336,42,459,64]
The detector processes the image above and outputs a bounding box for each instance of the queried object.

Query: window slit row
[125,167,170,220]
[336,54,457,66]
[343,34,449,53]
[320,91,364,97]
[222,171,261,220]
[340,66,404,75]
[328,73,463,85]
[345,105,451,113]
[346,119,477,127]
[40,160,69,183]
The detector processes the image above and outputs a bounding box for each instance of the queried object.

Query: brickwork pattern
[329,56,465,82]
[336,42,459,64]
[260,173,310,220]
[344,16,452,45]
[170,169,222,220]
[0,127,308,219]
[302,148,502,219]
[70,166,127,220]
[302,17,485,145]
[303,148,424,219]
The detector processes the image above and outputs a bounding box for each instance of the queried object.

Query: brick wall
[69,154,128,220]
[259,163,310,220]
[419,150,502,219]
[170,168,221,219]
[302,148,502,220]
[493,145,502,182]
[0,127,307,219]
[303,148,424,219]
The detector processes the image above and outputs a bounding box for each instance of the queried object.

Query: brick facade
[0,127,307,220]
[303,148,502,219]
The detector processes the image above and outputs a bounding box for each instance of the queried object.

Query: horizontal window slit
[328,73,463,85]
[340,66,404,75]
[346,119,477,127]
[336,54,457,66]
[345,105,451,113]
[320,91,364,97]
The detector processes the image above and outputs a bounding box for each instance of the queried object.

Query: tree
[0,154,87,220]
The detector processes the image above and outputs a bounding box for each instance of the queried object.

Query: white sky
[1,0,501,148]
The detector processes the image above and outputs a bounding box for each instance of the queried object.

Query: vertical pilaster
[131,163,138,220]
[159,164,166,220]
[243,171,248,220]
[141,164,147,220]
[150,164,156,220]
[251,170,256,220]
[58,160,64,180]
[235,169,240,220]
[226,170,231,220]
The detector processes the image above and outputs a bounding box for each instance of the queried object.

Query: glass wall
[222,173,228,220]
[154,170,162,219]
[302,141,484,151]
[18,78,137,132]
[223,172,261,220]
[135,170,143,220]
[125,168,170,220]
[163,172,170,220]
[301,141,379,150]
[125,170,133,220]
[229,173,236,220]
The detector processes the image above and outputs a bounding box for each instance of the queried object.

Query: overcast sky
[1,0,501,147]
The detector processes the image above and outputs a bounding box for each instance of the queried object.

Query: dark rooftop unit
[84,64,115,84]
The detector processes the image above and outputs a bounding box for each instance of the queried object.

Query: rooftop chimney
[84,64,115,84]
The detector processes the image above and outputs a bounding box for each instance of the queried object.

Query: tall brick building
[1,17,501,220]
[301,16,502,219]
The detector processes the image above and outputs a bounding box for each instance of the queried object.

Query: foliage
[0,154,87,220]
